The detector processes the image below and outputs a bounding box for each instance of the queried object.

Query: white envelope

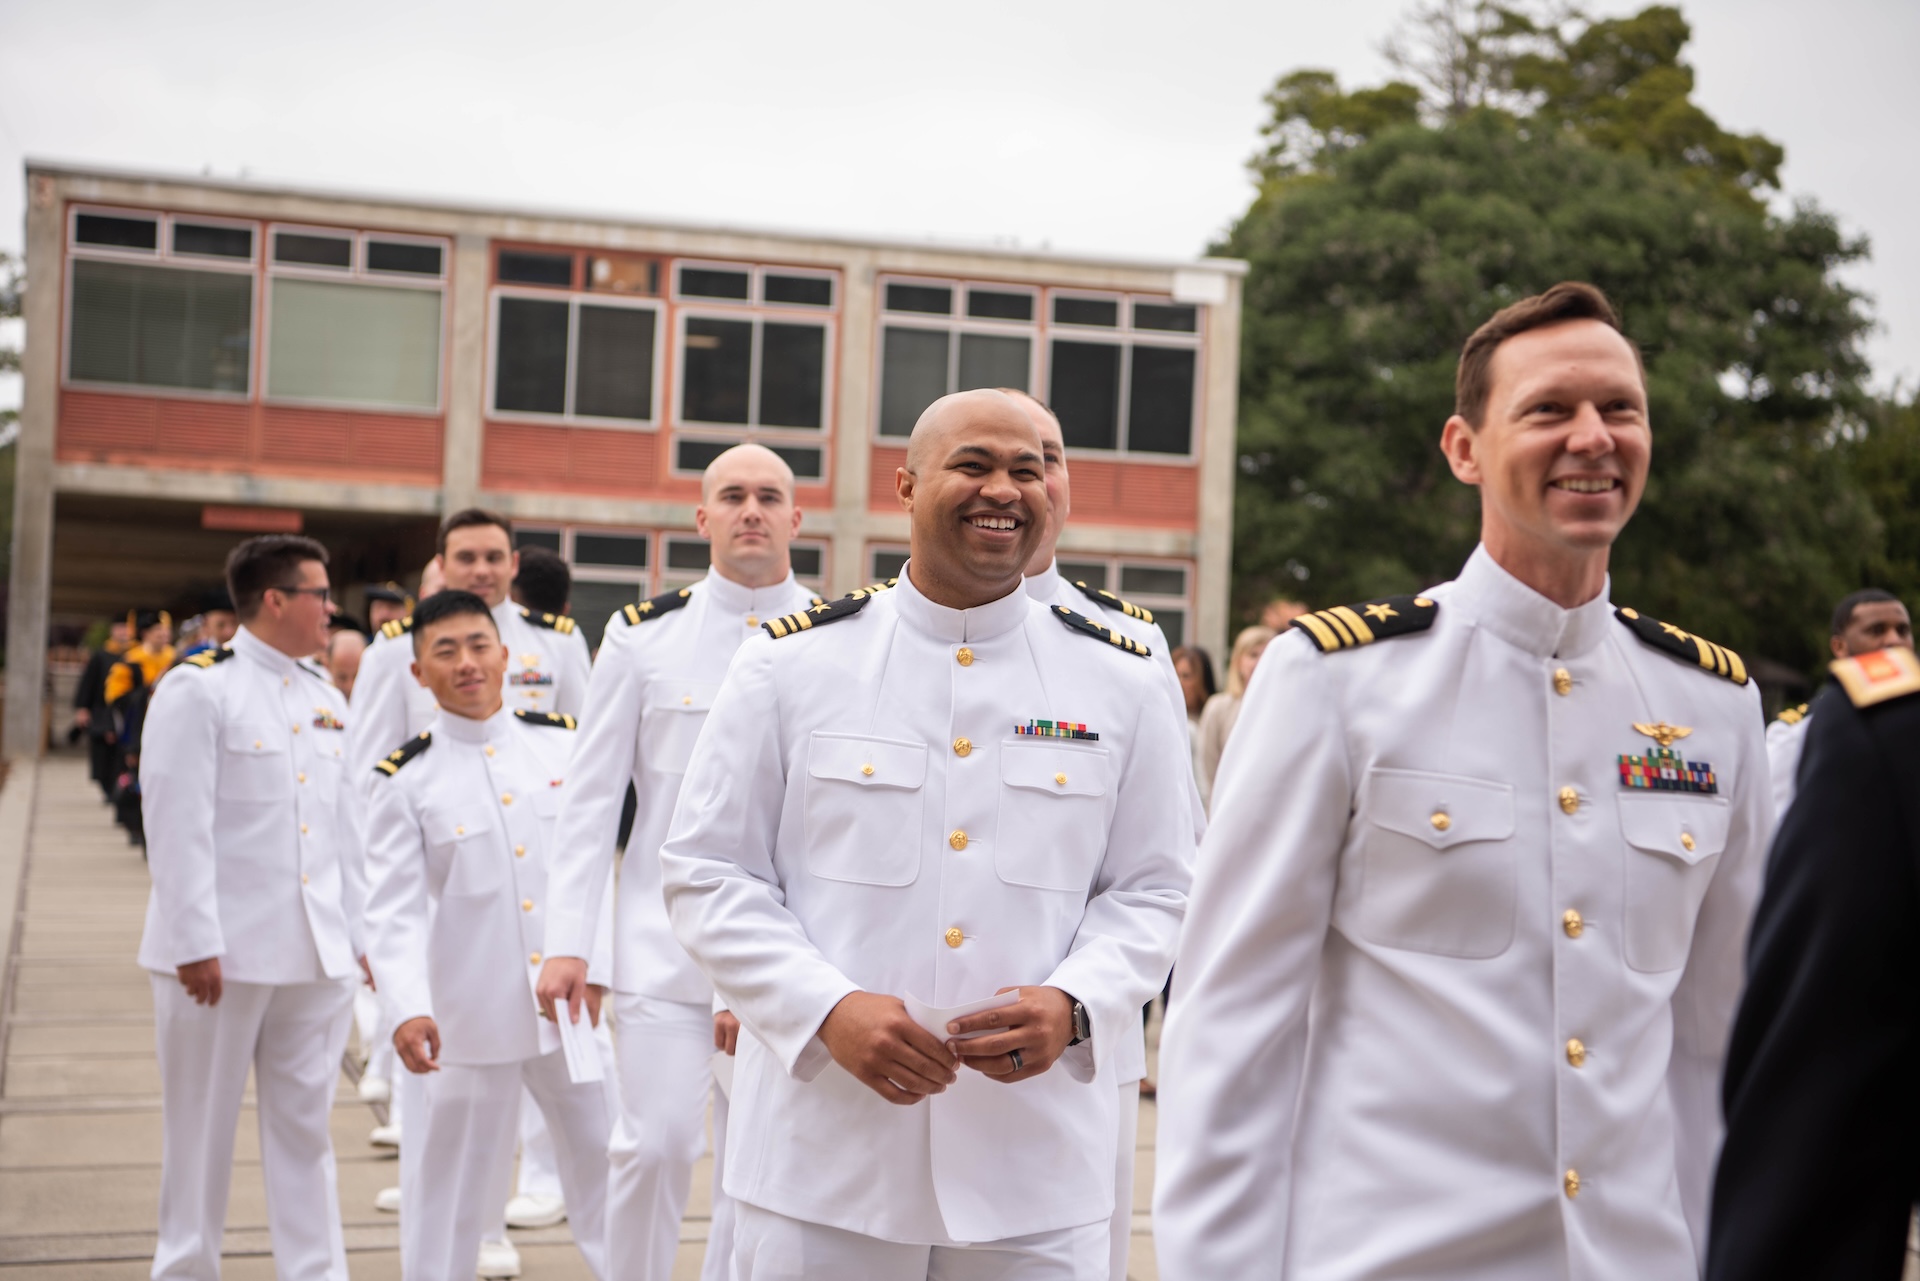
[556,1003,603,1085]
[710,1050,735,1099]
[904,989,1020,1041]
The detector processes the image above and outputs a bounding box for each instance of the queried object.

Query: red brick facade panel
[870,445,907,512]
[1063,458,1198,527]
[481,422,654,496]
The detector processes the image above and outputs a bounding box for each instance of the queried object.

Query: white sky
[1,0,1914,417]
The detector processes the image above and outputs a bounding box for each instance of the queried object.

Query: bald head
[905,389,1044,474]
[701,442,795,503]
[995,390,1071,575]
[696,442,803,590]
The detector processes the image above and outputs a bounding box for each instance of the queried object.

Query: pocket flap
[807,733,926,790]
[645,680,720,714]
[1617,793,1729,865]
[1000,742,1111,798]
[1366,768,1515,849]
[223,727,285,755]
[424,807,494,843]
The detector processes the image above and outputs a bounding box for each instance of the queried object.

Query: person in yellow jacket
[106,610,177,846]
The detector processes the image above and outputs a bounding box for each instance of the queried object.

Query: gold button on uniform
[530,952,542,965]
[456,825,466,836]
[949,830,968,851]
[297,772,306,784]
[953,738,972,757]
[861,764,875,776]
[1558,786,1580,815]
[1566,1037,1587,1067]
[301,874,309,885]
[1553,668,1573,696]
[291,725,300,734]
[484,746,495,757]
[501,793,514,805]
[1430,811,1451,832]
[253,739,263,750]
[745,615,758,628]
[522,899,534,913]
[1564,1169,1580,1199]
[683,696,692,705]
[515,845,526,858]
[1563,909,1584,938]
[955,647,974,667]
[1680,832,1696,851]
[300,824,309,835]
[1055,772,1067,785]
[944,927,964,948]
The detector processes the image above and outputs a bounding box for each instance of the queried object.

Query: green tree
[0,249,19,434]
[1227,3,1877,677]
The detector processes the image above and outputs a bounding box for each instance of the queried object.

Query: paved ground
[0,756,1163,1279]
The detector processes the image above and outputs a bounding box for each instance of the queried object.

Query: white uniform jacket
[1763,709,1809,828]
[659,573,1194,1246]
[545,571,820,998]
[1154,546,1768,1281]
[1025,563,1203,1086]
[137,626,360,983]
[363,705,611,1065]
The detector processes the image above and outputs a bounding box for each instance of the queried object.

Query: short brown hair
[437,508,513,555]
[226,535,330,621]
[1454,282,1637,426]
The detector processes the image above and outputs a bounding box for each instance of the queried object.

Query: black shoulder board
[1292,596,1438,653]
[373,732,432,776]
[297,658,333,683]
[515,710,577,730]
[622,588,693,628]
[379,616,414,641]
[522,607,577,635]
[1053,605,1151,658]
[182,646,236,670]
[1775,702,1809,726]
[1614,608,1748,685]
[848,577,899,600]
[765,593,874,639]
[1071,580,1154,625]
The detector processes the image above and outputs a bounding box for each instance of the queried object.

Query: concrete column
[1193,275,1244,663]
[5,173,64,758]
[828,251,877,595]
[439,232,489,512]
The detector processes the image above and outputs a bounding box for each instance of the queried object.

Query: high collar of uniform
[230,625,303,677]
[491,598,522,629]
[1451,544,1614,660]
[699,568,805,615]
[435,701,513,744]
[894,565,1030,644]
[1022,560,1064,603]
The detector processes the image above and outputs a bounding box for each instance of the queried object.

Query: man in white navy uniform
[364,590,615,1281]
[1005,387,1201,1280]
[139,534,362,1281]
[538,444,819,1281]
[1765,589,1910,826]
[1155,283,1769,1281]
[657,389,1193,1279]
[346,508,589,1273]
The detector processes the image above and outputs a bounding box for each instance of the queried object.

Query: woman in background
[1171,645,1217,806]
[1197,625,1274,810]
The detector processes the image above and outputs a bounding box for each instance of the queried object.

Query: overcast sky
[1,0,1914,415]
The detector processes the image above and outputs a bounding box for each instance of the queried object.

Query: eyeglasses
[272,585,335,603]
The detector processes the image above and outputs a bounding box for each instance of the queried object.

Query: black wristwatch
[1067,998,1091,1047]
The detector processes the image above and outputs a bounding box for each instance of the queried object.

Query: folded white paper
[557,1002,604,1084]
[905,989,1020,1041]
[710,1050,735,1100]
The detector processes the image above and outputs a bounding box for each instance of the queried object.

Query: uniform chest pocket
[1618,793,1729,973]
[639,680,720,777]
[804,734,925,886]
[995,742,1113,892]
[1357,769,1517,959]
[218,727,287,800]
[425,808,503,899]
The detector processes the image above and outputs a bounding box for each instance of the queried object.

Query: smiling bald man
[657,390,1194,1279]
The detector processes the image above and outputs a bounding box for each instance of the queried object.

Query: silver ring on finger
[1009,1048,1024,1072]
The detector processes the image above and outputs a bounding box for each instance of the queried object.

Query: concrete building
[6,160,1245,757]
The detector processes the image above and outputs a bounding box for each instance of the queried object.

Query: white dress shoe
[369,1122,402,1147]
[504,1193,567,1228]
[357,1075,391,1104]
[374,1185,401,1213]
[476,1238,522,1278]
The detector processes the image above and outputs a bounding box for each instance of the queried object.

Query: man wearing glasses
[138,534,364,1281]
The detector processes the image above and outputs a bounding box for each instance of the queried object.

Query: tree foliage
[1226,2,1879,677]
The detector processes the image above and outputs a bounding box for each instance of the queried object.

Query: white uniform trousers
[515,1084,565,1200]
[1108,1082,1140,1280]
[396,1067,431,1269]
[410,1048,613,1281]
[608,993,731,1281]
[731,1203,1109,1280]
[701,1076,735,1281]
[151,974,353,1281]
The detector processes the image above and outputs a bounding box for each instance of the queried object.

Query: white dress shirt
[363,704,608,1065]
[659,571,1194,1246]
[1154,545,1768,1281]
[545,570,820,998]
[137,626,360,983]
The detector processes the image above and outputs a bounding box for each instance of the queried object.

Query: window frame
[1043,288,1203,463]
[665,430,830,484]
[1053,555,1196,647]
[672,304,837,435]
[63,204,263,401]
[672,259,840,312]
[872,275,1042,440]
[486,286,666,430]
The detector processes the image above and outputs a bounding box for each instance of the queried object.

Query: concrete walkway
[0,755,1165,1279]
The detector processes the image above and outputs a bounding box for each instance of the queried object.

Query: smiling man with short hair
[1155,283,1769,1280]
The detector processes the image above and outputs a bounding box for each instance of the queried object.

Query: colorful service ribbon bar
[1016,719,1098,741]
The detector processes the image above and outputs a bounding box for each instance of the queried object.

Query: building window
[1054,557,1193,647]
[1047,293,1200,458]
[671,436,824,481]
[491,292,661,425]
[65,207,259,396]
[876,279,1038,437]
[264,225,447,411]
[678,313,830,431]
[868,545,910,584]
